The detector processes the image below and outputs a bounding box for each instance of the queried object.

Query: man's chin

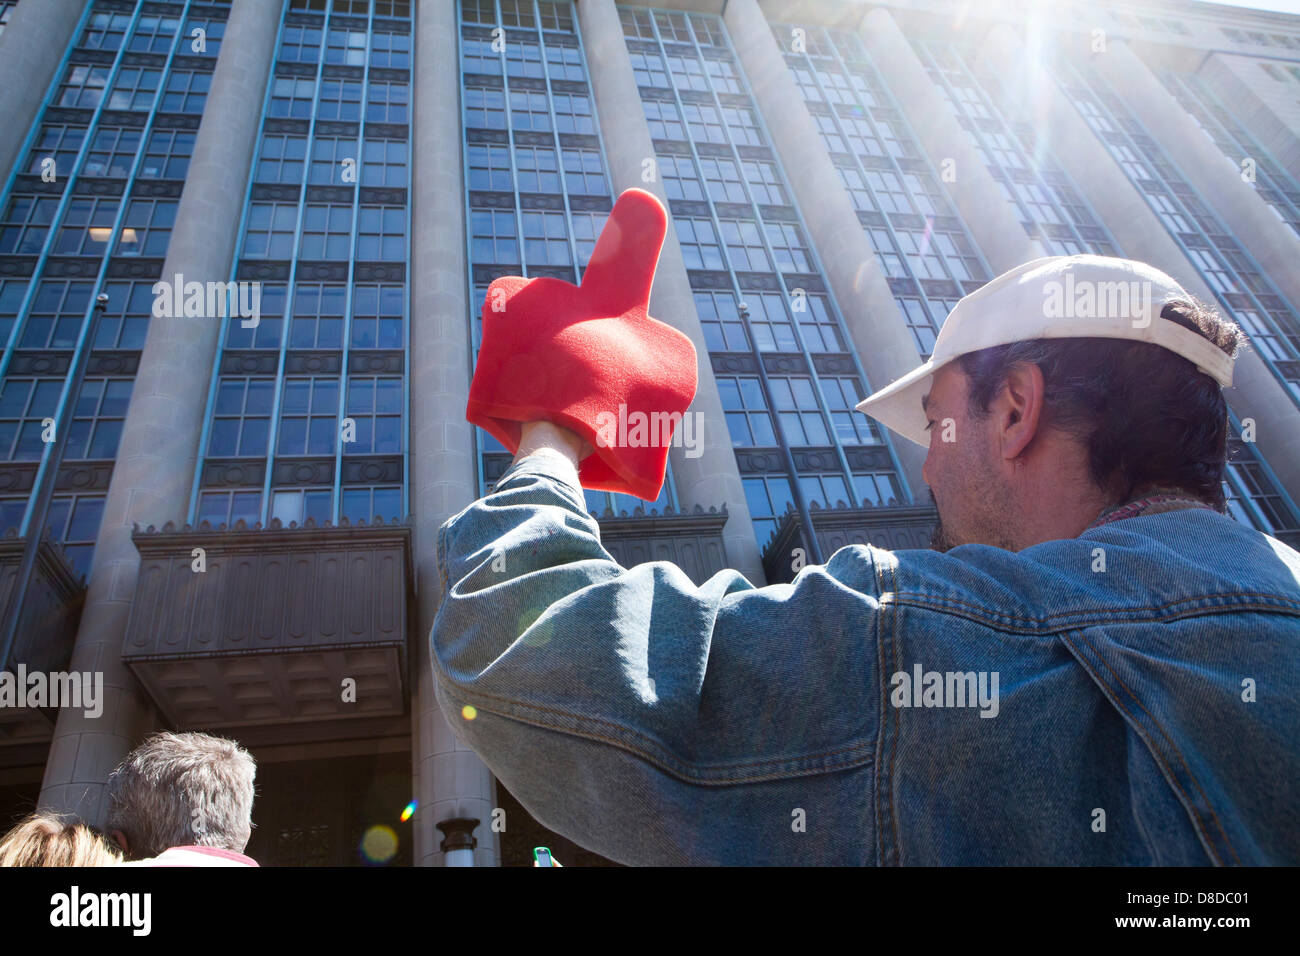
[929,517,959,553]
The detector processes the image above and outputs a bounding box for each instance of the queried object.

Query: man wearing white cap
[431,255,1300,865]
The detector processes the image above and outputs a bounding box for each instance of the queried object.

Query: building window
[326,27,367,66]
[0,194,58,255]
[342,485,402,522]
[683,102,726,143]
[57,64,111,109]
[366,79,408,123]
[719,218,770,272]
[244,201,299,258]
[209,378,275,457]
[370,31,410,68]
[185,17,226,57]
[852,472,899,507]
[309,135,356,185]
[674,217,724,270]
[699,156,746,203]
[545,41,584,81]
[224,284,286,351]
[80,12,132,51]
[629,51,668,87]
[794,292,842,352]
[356,205,406,261]
[659,154,703,201]
[742,474,795,544]
[26,124,86,178]
[280,24,323,62]
[20,281,92,349]
[67,377,132,459]
[514,144,561,192]
[721,106,762,147]
[509,89,551,131]
[197,489,263,529]
[765,221,812,272]
[744,292,797,352]
[140,128,196,179]
[799,472,852,509]
[521,210,570,265]
[718,376,777,447]
[643,100,683,140]
[46,495,105,577]
[569,211,602,268]
[464,86,506,129]
[277,377,339,456]
[299,203,353,260]
[695,290,748,351]
[117,199,177,257]
[350,283,404,349]
[108,67,164,111]
[362,137,407,187]
[561,148,605,195]
[271,76,316,118]
[83,126,143,178]
[504,39,544,79]
[770,376,831,446]
[128,14,180,54]
[0,279,25,347]
[470,207,518,264]
[467,142,512,190]
[289,283,346,349]
[819,377,876,445]
[258,133,308,183]
[552,91,594,134]
[536,1,574,33]
[344,377,403,454]
[161,70,211,113]
[461,35,501,74]
[54,196,121,256]
[271,488,333,526]
[0,377,64,460]
[318,79,363,121]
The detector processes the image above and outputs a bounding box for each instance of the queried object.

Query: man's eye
[924,419,935,431]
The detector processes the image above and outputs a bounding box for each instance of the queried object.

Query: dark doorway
[245,751,412,867]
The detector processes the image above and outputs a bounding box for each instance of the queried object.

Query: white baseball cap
[856,254,1235,447]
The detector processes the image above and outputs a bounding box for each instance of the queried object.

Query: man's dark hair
[956,297,1245,510]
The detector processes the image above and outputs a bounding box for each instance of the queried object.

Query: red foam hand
[466,189,698,501]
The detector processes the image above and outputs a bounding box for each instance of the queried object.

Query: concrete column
[37,0,283,825]
[1093,40,1300,324]
[722,0,927,503]
[410,0,499,867]
[0,0,87,183]
[858,7,1047,276]
[578,0,766,583]
[975,25,1300,498]
[1197,53,1300,185]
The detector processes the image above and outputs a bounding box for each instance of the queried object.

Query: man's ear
[994,362,1045,461]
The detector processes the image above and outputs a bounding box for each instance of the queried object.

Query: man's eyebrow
[921,392,930,414]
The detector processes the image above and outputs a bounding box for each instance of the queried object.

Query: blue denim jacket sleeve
[432,452,884,865]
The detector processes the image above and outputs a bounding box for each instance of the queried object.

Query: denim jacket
[431,453,1300,865]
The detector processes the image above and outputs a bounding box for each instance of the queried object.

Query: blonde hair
[0,812,123,867]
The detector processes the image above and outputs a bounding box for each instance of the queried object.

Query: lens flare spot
[400,801,416,823]
[462,704,478,721]
[360,825,398,865]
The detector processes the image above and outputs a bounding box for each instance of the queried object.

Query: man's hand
[515,421,592,471]
[465,188,696,501]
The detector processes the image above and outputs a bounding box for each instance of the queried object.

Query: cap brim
[855,358,940,447]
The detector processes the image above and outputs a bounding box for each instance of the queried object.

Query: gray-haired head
[105,731,256,860]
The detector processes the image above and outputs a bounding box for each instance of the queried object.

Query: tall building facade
[0,0,1297,866]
